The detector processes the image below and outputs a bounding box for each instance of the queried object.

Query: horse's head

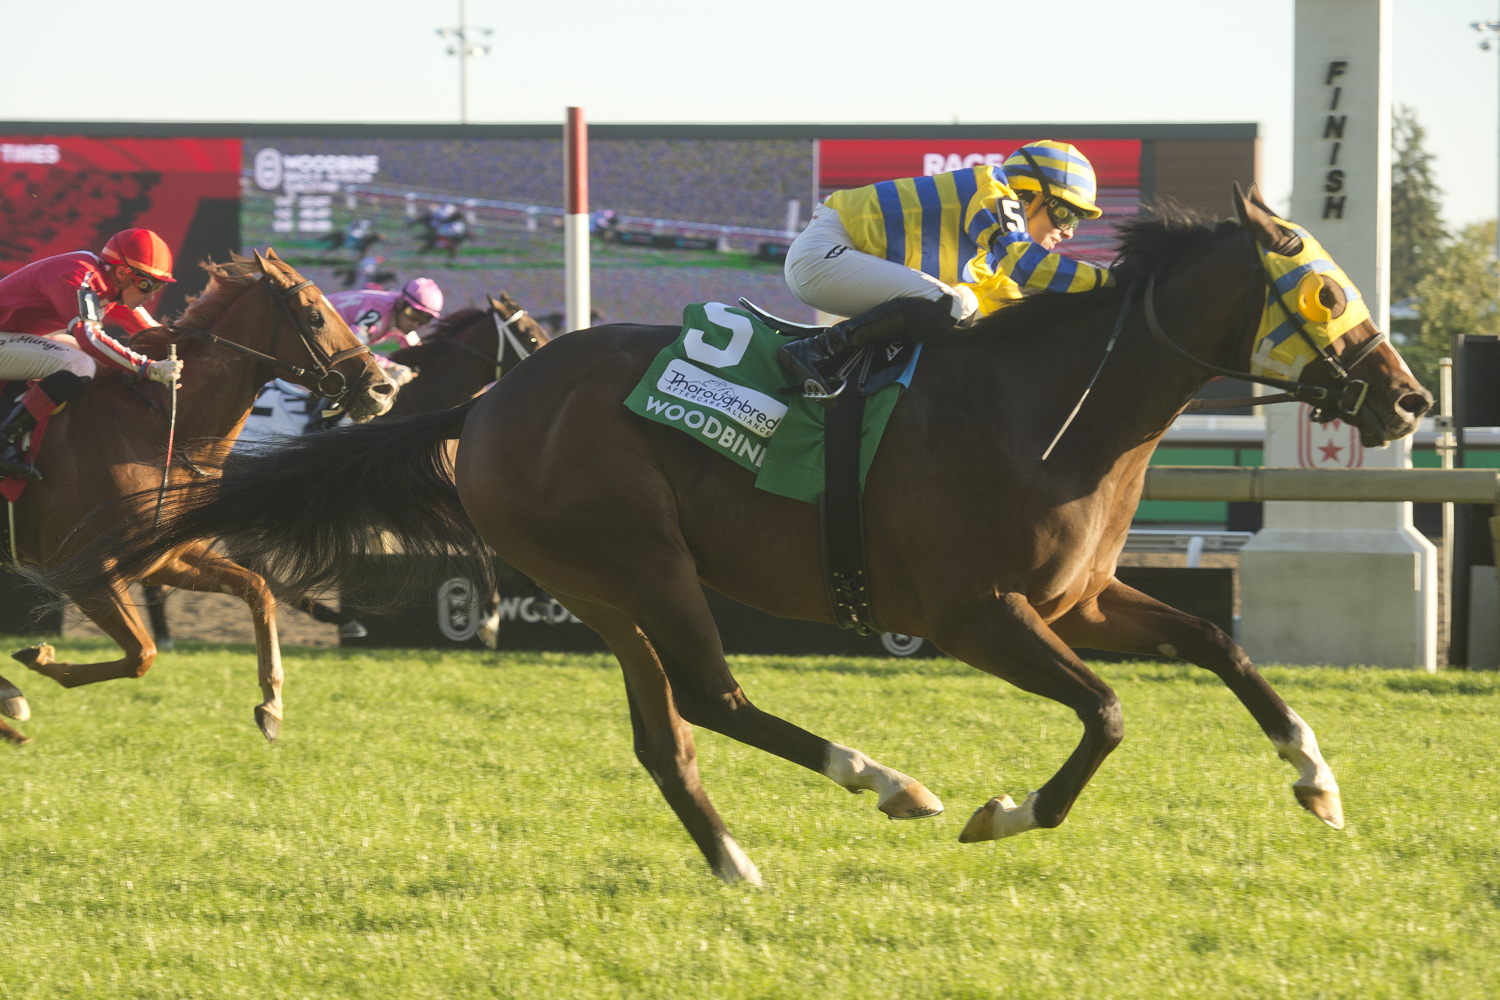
[248,249,395,422]
[389,292,550,381]
[1234,186,1432,446]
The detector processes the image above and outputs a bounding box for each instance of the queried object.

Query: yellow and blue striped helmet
[1002,140,1103,219]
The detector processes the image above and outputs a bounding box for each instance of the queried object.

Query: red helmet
[101,228,175,282]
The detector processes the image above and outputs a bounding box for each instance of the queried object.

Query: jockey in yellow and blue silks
[779,140,1114,397]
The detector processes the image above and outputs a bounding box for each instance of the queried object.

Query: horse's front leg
[928,591,1124,842]
[152,544,284,741]
[1051,577,1343,830]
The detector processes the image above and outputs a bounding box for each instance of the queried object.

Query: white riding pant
[784,202,979,322]
[0,331,98,382]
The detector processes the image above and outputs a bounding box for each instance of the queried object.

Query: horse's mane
[972,207,1242,337]
[174,254,267,331]
[425,306,486,338]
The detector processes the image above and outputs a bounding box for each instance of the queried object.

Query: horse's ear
[487,294,504,311]
[252,249,270,275]
[265,247,282,262]
[1233,182,1287,251]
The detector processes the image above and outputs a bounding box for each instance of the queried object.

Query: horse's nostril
[1400,392,1431,418]
[373,381,396,397]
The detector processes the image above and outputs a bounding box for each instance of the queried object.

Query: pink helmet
[401,277,444,318]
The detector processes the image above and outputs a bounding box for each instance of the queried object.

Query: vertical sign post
[564,107,591,335]
[1240,0,1438,669]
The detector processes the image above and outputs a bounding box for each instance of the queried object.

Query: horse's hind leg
[142,584,173,650]
[150,544,284,741]
[928,591,1124,843]
[1052,578,1343,829]
[0,717,28,744]
[604,569,942,821]
[562,593,761,885]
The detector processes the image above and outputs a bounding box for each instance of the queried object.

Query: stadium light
[1473,11,1500,262]
[436,0,494,123]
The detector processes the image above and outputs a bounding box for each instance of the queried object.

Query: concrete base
[1468,566,1499,669]
[1240,526,1437,670]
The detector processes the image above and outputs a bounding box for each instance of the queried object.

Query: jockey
[779,140,1115,396]
[0,228,185,480]
[327,276,444,387]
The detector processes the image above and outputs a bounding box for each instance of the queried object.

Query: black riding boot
[0,371,91,481]
[778,297,956,398]
[0,401,40,481]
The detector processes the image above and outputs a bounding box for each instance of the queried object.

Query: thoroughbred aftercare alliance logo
[636,357,790,469]
[654,358,787,437]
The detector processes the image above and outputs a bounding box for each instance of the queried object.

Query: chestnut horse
[0,250,393,744]
[36,190,1431,882]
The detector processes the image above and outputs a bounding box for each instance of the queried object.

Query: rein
[174,277,371,415]
[432,304,537,379]
[1143,233,1388,424]
[1040,282,1138,461]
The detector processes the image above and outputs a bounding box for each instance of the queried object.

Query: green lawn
[3,639,1497,999]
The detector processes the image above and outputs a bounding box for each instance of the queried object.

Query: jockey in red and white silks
[327,277,443,387]
[0,228,184,480]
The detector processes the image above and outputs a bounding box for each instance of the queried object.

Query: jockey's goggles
[129,269,167,294]
[1044,197,1088,231]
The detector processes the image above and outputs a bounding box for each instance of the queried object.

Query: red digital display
[0,135,240,274]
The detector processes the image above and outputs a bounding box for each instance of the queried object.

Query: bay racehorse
[385,292,552,415]
[36,189,1431,882]
[1,250,392,744]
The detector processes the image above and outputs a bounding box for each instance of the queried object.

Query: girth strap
[821,382,877,633]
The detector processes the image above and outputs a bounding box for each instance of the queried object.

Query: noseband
[175,277,371,414]
[1142,232,1388,424]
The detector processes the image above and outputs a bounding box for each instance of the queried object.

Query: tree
[1390,106,1447,304]
[1407,220,1500,393]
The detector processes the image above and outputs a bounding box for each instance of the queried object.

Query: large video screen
[817,137,1142,265]
[0,134,240,315]
[4,126,1190,337]
[241,135,815,333]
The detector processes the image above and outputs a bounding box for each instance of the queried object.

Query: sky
[3,0,1497,232]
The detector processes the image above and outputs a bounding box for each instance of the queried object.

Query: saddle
[736,298,918,400]
[737,299,900,634]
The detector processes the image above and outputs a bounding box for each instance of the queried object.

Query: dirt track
[58,552,1241,651]
[61,586,344,649]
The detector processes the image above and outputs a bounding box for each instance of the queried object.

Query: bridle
[175,276,371,416]
[429,302,539,381]
[1142,230,1388,424]
[1040,228,1387,461]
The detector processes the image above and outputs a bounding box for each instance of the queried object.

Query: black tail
[33,398,492,610]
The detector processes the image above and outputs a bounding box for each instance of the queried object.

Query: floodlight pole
[437,0,493,123]
[1474,8,1500,263]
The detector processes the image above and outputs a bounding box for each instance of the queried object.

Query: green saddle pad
[622,302,916,503]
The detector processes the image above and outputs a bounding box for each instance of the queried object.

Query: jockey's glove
[142,357,184,386]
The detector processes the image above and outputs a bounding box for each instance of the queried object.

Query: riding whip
[152,344,178,529]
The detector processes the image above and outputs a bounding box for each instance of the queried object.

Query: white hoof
[958,792,1040,843]
[878,783,944,820]
[1294,784,1345,830]
[1,692,30,722]
[711,834,763,886]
